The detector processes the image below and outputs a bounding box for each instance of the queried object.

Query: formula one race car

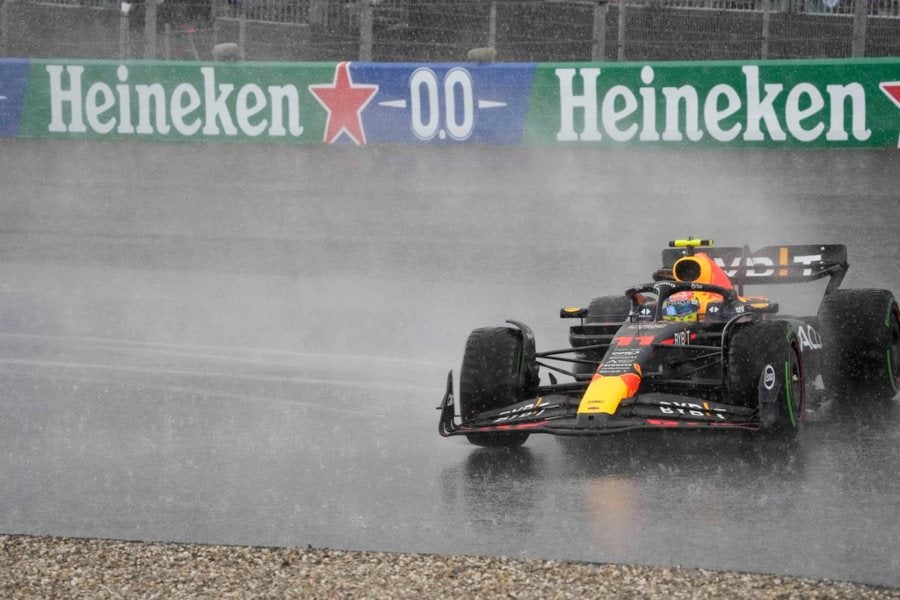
[438,239,900,447]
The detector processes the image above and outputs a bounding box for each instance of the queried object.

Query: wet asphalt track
[1,140,898,587]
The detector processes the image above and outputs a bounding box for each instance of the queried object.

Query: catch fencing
[1,0,899,61]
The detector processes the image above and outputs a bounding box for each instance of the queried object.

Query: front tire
[728,320,805,438]
[818,289,900,401]
[459,327,537,448]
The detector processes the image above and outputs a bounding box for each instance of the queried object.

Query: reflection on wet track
[1,141,898,586]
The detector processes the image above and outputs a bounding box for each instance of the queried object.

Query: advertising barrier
[2,58,899,147]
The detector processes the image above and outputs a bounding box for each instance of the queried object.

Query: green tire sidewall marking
[888,301,899,392]
[783,327,798,428]
[888,349,898,393]
[784,359,797,428]
[514,343,523,376]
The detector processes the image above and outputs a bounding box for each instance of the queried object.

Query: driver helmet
[661,291,701,322]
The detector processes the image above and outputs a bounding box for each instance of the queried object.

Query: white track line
[0,368,373,416]
[0,357,440,393]
[0,332,444,368]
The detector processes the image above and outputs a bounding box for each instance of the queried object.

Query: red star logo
[881,81,900,109]
[880,82,900,148]
[309,62,378,145]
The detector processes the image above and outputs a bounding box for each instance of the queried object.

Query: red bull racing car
[438,239,900,446]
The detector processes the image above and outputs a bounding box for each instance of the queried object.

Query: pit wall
[2,58,899,148]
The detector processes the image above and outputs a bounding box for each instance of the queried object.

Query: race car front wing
[437,371,760,437]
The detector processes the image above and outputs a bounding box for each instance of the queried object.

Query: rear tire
[728,320,804,438]
[459,327,537,448]
[818,289,900,400]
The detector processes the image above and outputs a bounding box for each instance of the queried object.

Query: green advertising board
[526,59,900,148]
[2,57,899,147]
[15,61,337,143]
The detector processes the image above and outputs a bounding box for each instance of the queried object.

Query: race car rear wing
[661,244,848,294]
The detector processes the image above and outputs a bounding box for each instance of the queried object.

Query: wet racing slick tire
[727,320,804,438]
[818,289,900,401]
[586,295,632,324]
[459,327,537,448]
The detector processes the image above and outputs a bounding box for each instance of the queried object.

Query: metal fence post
[238,1,247,60]
[617,0,626,61]
[359,0,373,61]
[1,0,10,56]
[488,0,497,49]
[144,0,157,58]
[592,0,608,61]
[119,9,130,59]
[851,0,868,57]
[211,0,217,49]
[761,0,771,58]
[164,22,171,59]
